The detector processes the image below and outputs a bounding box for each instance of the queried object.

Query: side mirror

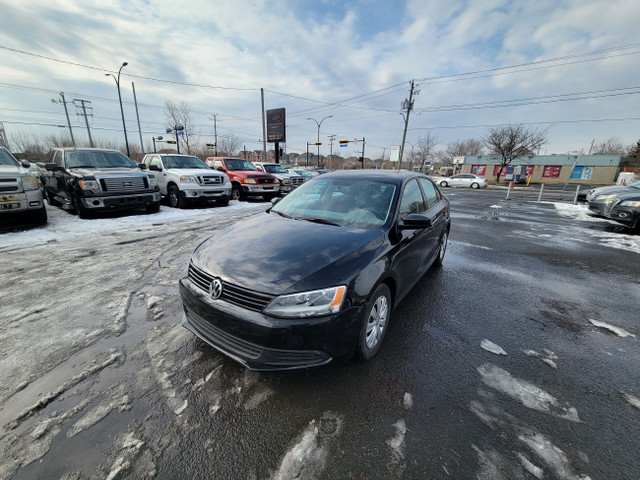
[20,160,31,168]
[138,163,147,170]
[399,213,432,230]
[148,164,161,172]
[216,166,225,172]
[44,163,58,171]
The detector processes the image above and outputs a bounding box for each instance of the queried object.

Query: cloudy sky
[1,0,639,159]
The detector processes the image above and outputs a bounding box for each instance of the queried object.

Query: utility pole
[52,92,76,147]
[131,82,144,154]
[261,89,267,162]
[209,113,218,155]
[328,134,335,170]
[73,98,93,147]
[398,80,418,171]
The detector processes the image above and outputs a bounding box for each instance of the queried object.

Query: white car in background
[437,174,488,189]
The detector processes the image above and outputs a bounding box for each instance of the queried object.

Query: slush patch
[481,339,507,356]
[589,319,635,338]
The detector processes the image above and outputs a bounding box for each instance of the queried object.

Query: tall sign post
[266,108,286,163]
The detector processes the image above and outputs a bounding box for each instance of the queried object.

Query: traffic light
[315,142,322,146]
[359,157,364,163]
[166,140,176,144]
[339,140,349,145]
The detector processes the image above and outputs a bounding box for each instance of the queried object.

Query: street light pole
[152,136,163,153]
[105,62,130,157]
[307,115,332,168]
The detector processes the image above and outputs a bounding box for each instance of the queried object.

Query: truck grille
[291,176,304,186]
[100,176,148,192]
[247,175,275,185]
[0,177,19,192]
[188,262,276,312]
[198,175,223,185]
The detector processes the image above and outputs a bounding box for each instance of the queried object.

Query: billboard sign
[390,145,400,162]
[266,108,286,143]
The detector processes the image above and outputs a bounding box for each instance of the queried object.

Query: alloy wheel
[365,295,389,349]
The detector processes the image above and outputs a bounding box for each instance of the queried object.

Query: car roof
[318,169,429,186]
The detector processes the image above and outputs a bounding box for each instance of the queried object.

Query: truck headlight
[263,286,346,318]
[281,179,290,185]
[21,175,40,191]
[78,179,100,193]
[180,175,197,183]
[148,176,158,187]
[243,178,257,184]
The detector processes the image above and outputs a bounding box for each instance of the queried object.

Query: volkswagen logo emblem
[210,278,223,299]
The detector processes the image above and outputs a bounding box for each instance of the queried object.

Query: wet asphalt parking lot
[0,185,639,479]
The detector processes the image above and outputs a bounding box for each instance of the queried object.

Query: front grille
[100,176,148,192]
[198,175,223,185]
[0,178,18,192]
[247,175,275,184]
[0,186,19,192]
[188,262,276,312]
[184,306,262,358]
[291,177,304,186]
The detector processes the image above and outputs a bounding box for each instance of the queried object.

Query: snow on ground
[0,200,265,251]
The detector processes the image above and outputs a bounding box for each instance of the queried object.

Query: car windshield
[263,165,288,174]
[163,155,208,169]
[629,180,640,188]
[0,149,19,167]
[225,159,258,171]
[293,170,313,178]
[66,151,137,169]
[272,177,397,228]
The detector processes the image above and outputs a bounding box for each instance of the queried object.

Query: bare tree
[437,139,485,164]
[484,124,548,182]
[216,133,242,156]
[412,132,439,172]
[592,137,626,155]
[164,100,198,154]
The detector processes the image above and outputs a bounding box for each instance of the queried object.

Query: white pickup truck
[142,153,231,208]
[0,147,47,225]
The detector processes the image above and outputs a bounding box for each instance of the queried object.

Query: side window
[418,178,438,210]
[150,156,163,170]
[214,160,223,169]
[399,179,426,220]
[54,151,63,167]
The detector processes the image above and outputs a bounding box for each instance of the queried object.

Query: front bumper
[79,191,161,210]
[180,186,232,201]
[0,190,44,213]
[241,184,280,197]
[588,200,609,217]
[605,203,638,228]
[179,277,362,371]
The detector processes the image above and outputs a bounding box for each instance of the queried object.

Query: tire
[440,181,448,187]
[45,190,59,207]
[355,283,392,361]
[31,205,48,225]
[471,182,479,189]
[263,193,277,202]
[216,198,230,207]
[74,194,92,219]
[434,229,448,266]
[168,185,185,209]
[146,202,161,213]
[231,185,243,201]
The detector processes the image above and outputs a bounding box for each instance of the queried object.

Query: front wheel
[146,203,161,213]
[440,181,448,187]
[231,185,243,201]
[434,230,448,266]
[168,186,185,209]
[216,198,230,207]
[74,194,92,219]
[31,205,48,225]
[355,284,392,361]
[263,193,277,201]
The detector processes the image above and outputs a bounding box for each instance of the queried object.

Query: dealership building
[455,154,625,184]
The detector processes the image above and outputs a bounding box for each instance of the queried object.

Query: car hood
[191,212,385,294]
[0,164,25,175]
[166,168,224,176]
[68,167,147,177]
[611,190,640,202]
[590,184,639,197]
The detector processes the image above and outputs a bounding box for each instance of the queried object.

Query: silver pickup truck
[0,147,47,225]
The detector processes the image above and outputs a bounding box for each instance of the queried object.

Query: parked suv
[204,157,279,201]
[39,148,161,218]
[141,153,231,208]
[253,162,304,195]
[0,147,47,225]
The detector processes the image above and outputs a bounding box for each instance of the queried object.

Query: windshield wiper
[272,210,293,219]
[68,165,95,168]
[299,217,341,227]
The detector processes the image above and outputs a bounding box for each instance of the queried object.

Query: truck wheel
[45,190,59,206]
[263,193,277,201]
[74,194,92,219]
[146,203,161,213]
[216,198,230,207]
[31,205,48,225]
[231,185,243,201]
[168,186,185,208]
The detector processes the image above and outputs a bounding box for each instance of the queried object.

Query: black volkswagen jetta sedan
[179,170,450,370]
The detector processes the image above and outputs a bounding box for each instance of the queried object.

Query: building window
[471,165,486,175]
[542,166,562,178]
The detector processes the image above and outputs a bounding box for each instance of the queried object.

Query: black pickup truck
[39,148,161,218]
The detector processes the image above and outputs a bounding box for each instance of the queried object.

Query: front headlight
[263,286,346,318]
[281,179,290,185]
[148,175,158,187]
[21,175,40,191]
[620,200,640,207]
[180,175,197,183]
[598,194,617,200]
[78,179,100,193]
[243,178,257,184]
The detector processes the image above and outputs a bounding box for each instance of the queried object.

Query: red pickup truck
[205,157,279,201]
